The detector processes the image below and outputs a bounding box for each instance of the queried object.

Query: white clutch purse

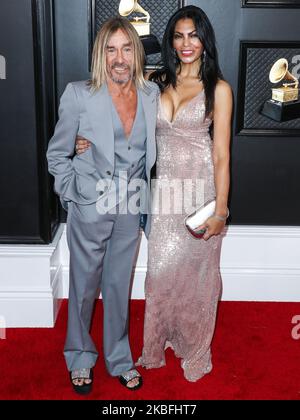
[184,198,216,238]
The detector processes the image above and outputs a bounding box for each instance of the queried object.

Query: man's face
[106,29,134,84]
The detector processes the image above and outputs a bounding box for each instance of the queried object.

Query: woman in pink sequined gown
[137,6,232,382]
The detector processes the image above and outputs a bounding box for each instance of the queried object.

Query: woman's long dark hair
[150,5,223,117]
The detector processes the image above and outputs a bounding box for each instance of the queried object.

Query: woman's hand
[195,216,226,241]
[75,136,91,154]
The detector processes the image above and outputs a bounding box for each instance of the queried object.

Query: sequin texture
[137,90,223,382]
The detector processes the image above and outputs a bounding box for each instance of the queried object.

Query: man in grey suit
[47,17,158,394]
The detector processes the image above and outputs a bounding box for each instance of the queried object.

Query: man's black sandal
[70,368,93,395]
[118,369,143,390]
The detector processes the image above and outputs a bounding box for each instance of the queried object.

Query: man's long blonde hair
[89,17,146,91]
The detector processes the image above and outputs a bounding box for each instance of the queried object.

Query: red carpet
[1,300,300,400]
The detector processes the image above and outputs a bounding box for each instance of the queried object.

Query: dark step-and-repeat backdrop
[0,0,300,244]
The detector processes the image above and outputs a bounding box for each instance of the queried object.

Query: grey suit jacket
[47,80,159,237]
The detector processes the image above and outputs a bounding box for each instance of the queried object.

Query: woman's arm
[197,79,232,241]
[212,79,233,218]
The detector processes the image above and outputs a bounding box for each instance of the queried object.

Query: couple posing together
[47,5,232,395]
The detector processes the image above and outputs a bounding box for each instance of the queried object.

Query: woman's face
[173,18,204,65]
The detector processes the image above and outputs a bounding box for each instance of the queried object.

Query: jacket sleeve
[46,83,80,200]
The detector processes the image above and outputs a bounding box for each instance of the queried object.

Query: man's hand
[75,135,91,154]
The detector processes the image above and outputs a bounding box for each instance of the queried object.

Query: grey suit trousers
[63,200,140,376]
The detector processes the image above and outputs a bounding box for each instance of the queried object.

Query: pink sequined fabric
[137,90,223,382]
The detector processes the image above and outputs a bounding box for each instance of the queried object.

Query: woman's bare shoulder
[215,79,232,97]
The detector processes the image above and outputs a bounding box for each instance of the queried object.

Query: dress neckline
[159,89,204,126]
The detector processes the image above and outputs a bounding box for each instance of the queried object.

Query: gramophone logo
[260,56,300,122]
[119,0,150,36]
[118,1,161,57]
[0,54,6,80]
[269,58,299,102]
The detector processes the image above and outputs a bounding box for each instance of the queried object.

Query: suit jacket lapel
[140,85,157,170]
[85,83,114,166]
[85,82,157,170]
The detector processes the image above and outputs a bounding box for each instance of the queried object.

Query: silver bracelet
[213,208,229,222]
